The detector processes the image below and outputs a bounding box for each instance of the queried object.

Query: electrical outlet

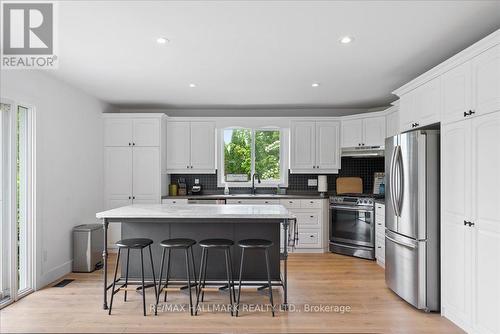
[308,179,318,187]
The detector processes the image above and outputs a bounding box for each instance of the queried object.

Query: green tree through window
[223,128,281,183]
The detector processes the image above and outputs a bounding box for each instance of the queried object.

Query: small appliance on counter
[177,177,187,196]
[191,178,202,195]
[169,183,178,196]
[318,175,328,197]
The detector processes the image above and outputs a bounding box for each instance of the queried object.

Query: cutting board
[336,177,363,194]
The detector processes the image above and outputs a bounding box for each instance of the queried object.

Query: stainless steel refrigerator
[385,129,440,312]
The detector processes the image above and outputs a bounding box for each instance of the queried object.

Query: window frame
[218,126,288,188]
[0,99,36,309]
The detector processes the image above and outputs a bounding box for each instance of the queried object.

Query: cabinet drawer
[161,198,188,205]
[279,199,301,209]
[226,198,279,205]
[300,199,322,209]
[297,229,321,248]
[375,203,385,212]
[296,211,320,227]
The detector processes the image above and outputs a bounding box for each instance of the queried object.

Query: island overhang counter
[96,204,296,311]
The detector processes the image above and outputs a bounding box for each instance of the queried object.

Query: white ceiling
[50,1,500,112]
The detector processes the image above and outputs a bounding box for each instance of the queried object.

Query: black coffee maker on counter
[191,178,202,195]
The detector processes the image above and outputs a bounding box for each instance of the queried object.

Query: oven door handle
[330,205,373,213]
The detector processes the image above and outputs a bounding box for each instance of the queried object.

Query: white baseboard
[38,259,73,289]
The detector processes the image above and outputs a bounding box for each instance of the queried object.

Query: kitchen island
[96,204,296,310]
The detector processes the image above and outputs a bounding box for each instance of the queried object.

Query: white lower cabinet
[375,202,385,268]
[442,111,500,334]
[280,199,327,252]
[161,198,188,205]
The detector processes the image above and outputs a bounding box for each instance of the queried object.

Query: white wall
[0,70,110,289]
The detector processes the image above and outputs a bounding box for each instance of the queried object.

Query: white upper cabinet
[340,119,363,147]
[472,44,500,117]
[399,77,441,131]
[104,115,162,147]
[166,120,216,173]
[132,118,161,146]
[190,121,216,171]
[442,61,472,124]
[166,121,190,170]
[103,118,133,147]
[385,107,400,138]
[341,115,386,147]
[363,116,386,146]
[290,121,316,170]
[290,120,340,173]
[316,121,340,170]
[442,44,500,125]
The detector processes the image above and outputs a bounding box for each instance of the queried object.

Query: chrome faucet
[251,173,261,195]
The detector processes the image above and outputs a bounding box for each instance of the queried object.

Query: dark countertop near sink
[161,192,331,200]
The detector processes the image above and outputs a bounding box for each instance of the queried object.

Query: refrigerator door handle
[389,145,399,217]
[385,235,417,249]
[396,145,405,216]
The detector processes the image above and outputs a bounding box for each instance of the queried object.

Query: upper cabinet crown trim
[103,113,167,119]
[393,29,500,97]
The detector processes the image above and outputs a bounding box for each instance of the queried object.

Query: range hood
[341,146,385,157]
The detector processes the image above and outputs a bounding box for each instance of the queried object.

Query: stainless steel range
[329,194,375,260]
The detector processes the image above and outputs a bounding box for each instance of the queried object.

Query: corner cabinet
[341,115,386,148]
[103,113,167,246]
[166,120,216,174]
[442,111,500,334]
[290,120,340,174]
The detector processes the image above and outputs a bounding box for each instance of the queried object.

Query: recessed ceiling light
[339,36,353,44]
[156,37,168,44]
[312,83,320,88]
[189,83,196,88]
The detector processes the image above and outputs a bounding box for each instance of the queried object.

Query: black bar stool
[195,238,236,316]
[108,238,157,316]
[236,239,275,317]
[155,238,198,316]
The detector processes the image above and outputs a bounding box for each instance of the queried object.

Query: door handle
[389,145,399,217]
[395,145,404,216]
[385,235,416,249]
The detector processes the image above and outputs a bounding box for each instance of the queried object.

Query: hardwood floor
[0,253,462,333]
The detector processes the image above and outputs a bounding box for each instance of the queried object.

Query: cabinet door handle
[469,222,475,227]
[132,196,135,200]
[190,166,193,169]
[128,143,131,146]
[464,111,469,118]
[132,143,135,146]
[310,235,314,238]
[187,165,189,169]
[310,215,314,218]
[313,166,316,169]
[469,110,475,116]
[128,196,132,200]
[316,165,319,168]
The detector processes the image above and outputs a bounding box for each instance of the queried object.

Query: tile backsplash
[171,157,385,194]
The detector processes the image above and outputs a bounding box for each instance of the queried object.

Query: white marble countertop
[96,204,295,220]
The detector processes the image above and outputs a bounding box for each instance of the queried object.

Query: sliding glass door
[0,101,34,308]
